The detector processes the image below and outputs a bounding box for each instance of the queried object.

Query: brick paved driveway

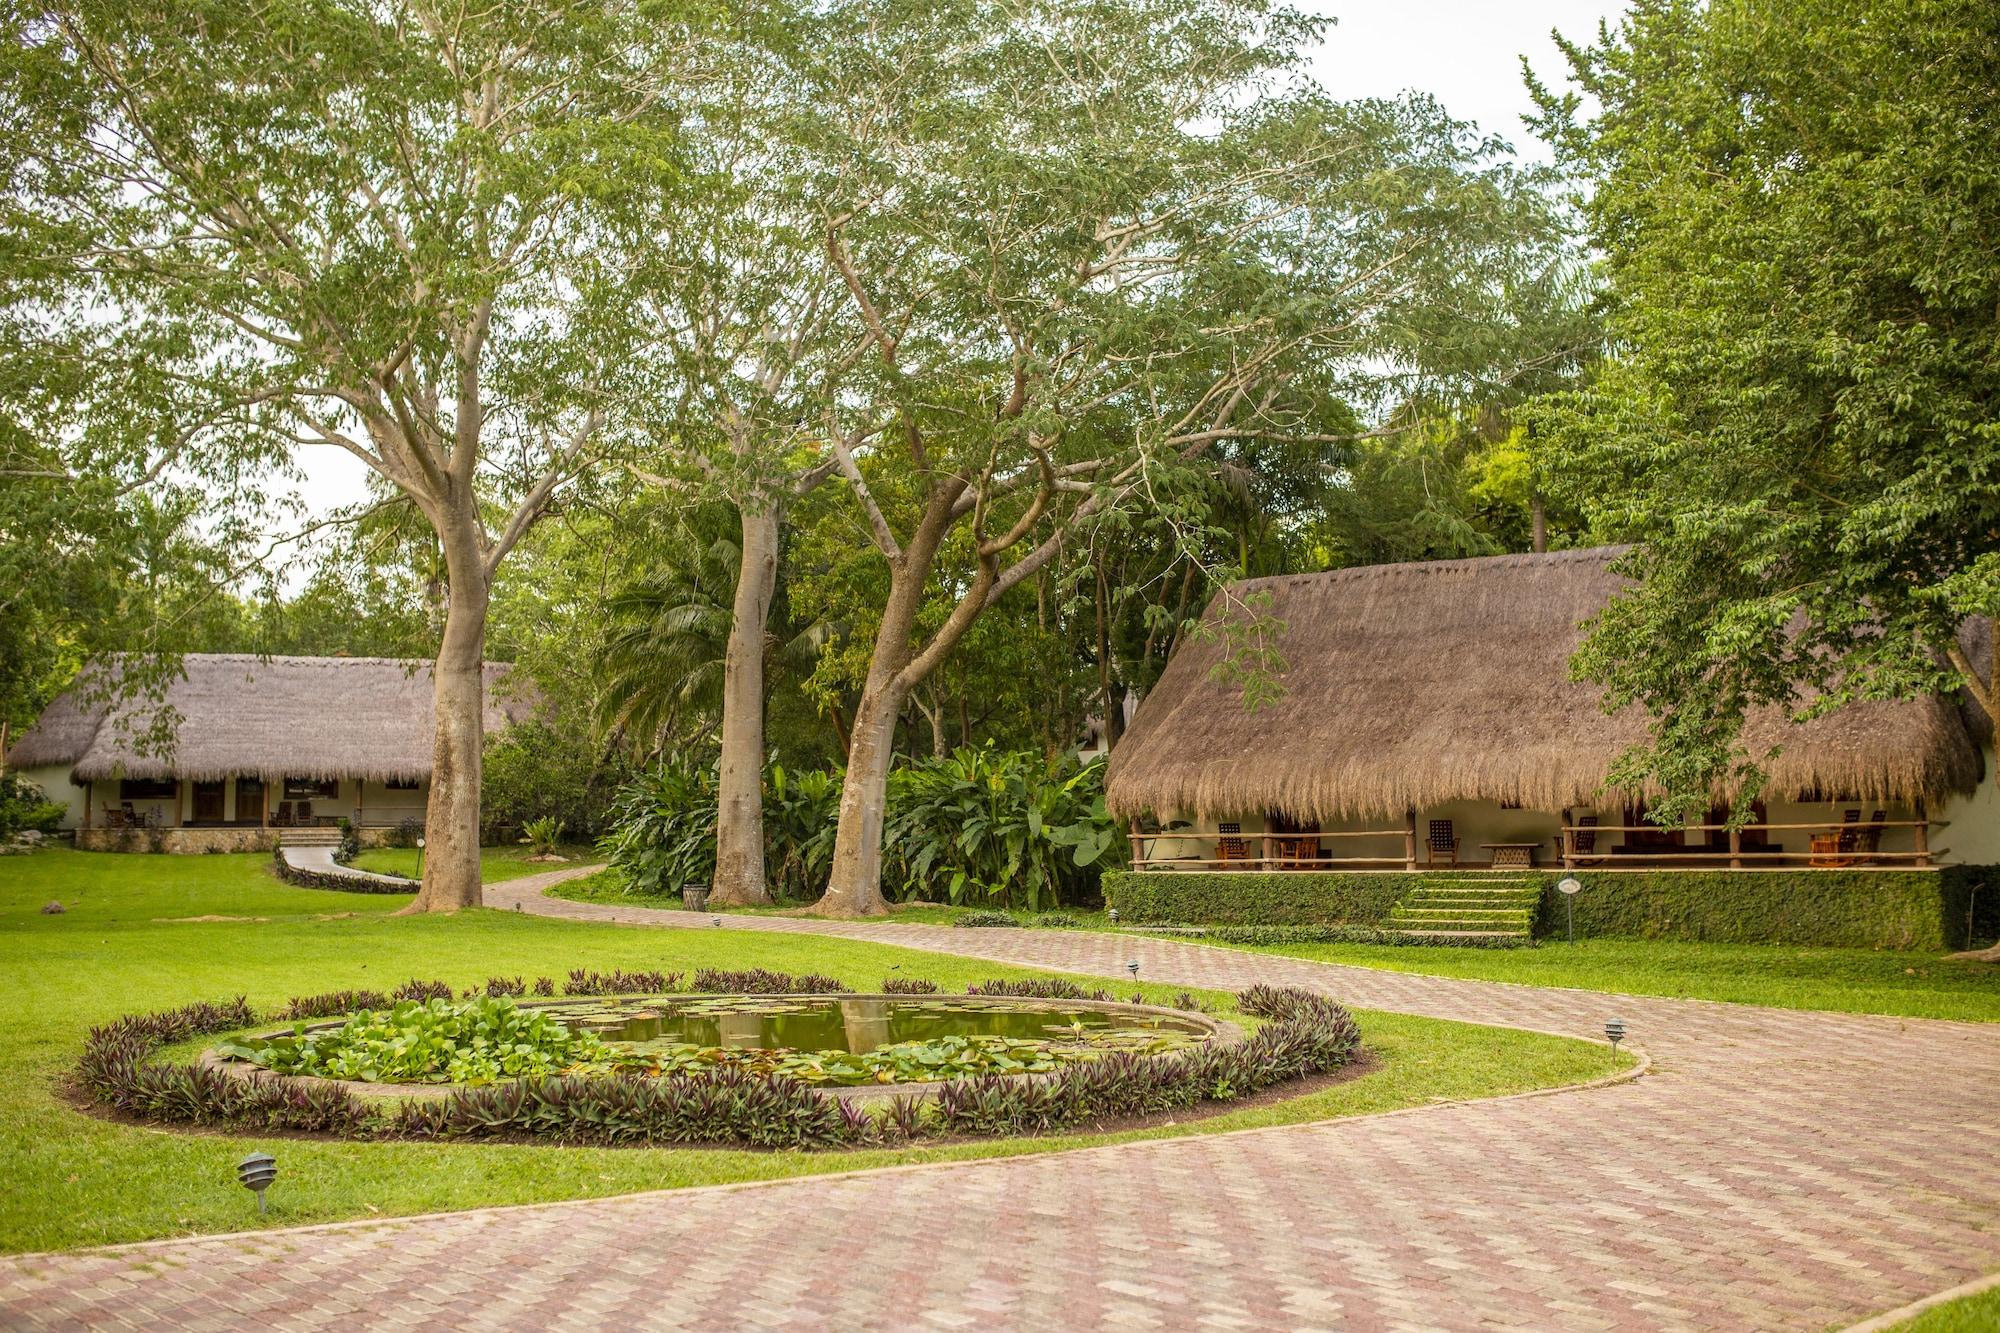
[3,869,1996,1331]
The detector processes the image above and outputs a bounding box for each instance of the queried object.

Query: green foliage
[1526,0,2000,815]
[954,912,1021,929]
[604,748,1120,907]
[881,750,1121,911]
[0,775,65,840]
[1103,871,1410,927]
[217,998,612,1087]
[1538,867,2000,951]
[520,817,562,858]
[482,720,627,844]
[1199,924,1532,950]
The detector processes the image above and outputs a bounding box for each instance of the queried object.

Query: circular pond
[207,993,1233,1095]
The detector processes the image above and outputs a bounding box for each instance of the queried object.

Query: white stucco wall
[1933,745,2000,865]
[13,765,88,829]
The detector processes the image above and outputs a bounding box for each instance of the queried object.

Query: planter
[682,884,711,912]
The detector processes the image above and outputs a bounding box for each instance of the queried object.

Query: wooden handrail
[1126,829,1404,843]
[1559,821,1926,833]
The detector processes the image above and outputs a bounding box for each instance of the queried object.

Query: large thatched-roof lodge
[7,654,532,852]
[1107,547,2000,872]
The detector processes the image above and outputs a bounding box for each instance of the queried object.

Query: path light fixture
[1556,876,1583,945]
[1107,908,1119,924]
[237,1152,277,1214]
[1605,1018,1625,1053]
[415,836,426,880]
[712,916,722,927]
[1127,960,1140,979]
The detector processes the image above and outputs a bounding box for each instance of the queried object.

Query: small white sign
[1557,876,1583,896]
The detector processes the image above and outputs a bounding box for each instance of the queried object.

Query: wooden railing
[1559,820,1930,869]
[1127,817,1936,871]
[1129,828,1416,872]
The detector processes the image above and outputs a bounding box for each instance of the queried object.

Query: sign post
[1556,875,1583,946]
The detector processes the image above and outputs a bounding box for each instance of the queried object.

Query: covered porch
[79,775,428,834]
[1127,799,1938,872]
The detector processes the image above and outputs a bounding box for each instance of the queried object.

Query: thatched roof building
[1105,547,1988,824]
[9,654,533,783]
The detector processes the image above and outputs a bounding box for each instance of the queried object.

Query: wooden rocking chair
[1426,819,1458,867]
[1215,821,1250,866]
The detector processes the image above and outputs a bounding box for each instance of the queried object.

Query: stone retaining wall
[74,827,401,854]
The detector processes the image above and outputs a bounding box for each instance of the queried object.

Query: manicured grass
[1891,1282,2000,1331]
[1203,936,2000,1023]
[552,868,1106,928]
[348,843,597,884]
[551,869,2000,1021]
[1,847,1621,1253]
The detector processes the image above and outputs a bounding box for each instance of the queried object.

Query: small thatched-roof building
[9,654,533,846]
[1107,547,1998,872]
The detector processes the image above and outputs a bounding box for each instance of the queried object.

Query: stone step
[1388,928,1530,941]
[279,830,342,846]
[1391,907,1535,920]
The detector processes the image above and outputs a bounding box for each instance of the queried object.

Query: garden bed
[75,969,1360,1151]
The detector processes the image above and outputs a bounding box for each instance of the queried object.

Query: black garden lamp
[1605,1018,1626,1053]
[1126,960,1140,979]
[1107,908,1119,924]
[237,1152,277,1214]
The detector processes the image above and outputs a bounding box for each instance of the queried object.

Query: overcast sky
[276,0,1628,552]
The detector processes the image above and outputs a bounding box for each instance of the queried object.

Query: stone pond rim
[198,993,1248,1106]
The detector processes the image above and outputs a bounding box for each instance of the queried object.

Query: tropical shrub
[880,977,939,994]
[601,747,1123,908]
[964,978,1113,1001]
[881,748,1121,910]
[0,774,65,840]
[520,815,563,857]
[482,718,628,843]
[562,967,681,996]
[954,911,1020,928]
[690,967,848,994]
[281,989,392,1020]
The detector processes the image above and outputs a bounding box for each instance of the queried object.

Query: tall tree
[794,0,1551,915]
[1,0,712,908]
[1525,0,2000,848]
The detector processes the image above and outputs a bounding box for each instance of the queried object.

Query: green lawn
[1,847,1621,1254]
[1199,936,2000,1023]
[553,870,2000,1022]
[348,843,598,883]
[1891,1282,2000,1331]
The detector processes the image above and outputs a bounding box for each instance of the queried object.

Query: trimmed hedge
[271,846,413,894]
[1538,866,2000,951]
[1103,866,2000,950]
[1102,870,1408,927]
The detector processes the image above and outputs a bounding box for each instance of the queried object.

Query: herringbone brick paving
[3,867,1995,1331]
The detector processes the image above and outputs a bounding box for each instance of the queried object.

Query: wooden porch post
[1404,808,1417,872]
[83,781,91,830]
[176,779,184,829]
[1914,799,1930,867]
[357,780,364,832]
[1728,824,1742,871]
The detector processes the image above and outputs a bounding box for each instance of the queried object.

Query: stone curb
[1840,1268,2000,1332]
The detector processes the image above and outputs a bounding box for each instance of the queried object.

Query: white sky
[279,0,1628,545]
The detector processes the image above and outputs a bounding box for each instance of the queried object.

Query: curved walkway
[276,844,415,890]
[4,875,1998,1331]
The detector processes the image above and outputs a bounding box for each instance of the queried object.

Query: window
[119,778,177,801]
[384,777,419,791]
[283,776,341,799]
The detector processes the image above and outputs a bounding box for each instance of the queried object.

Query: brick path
[4,873,1997,1331]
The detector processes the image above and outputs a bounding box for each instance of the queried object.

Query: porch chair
[1215,821,1249,866]
[295,801,313,827]
[1426,820,1458,867]
[1279,826,1322,869]
[1566,814,1603,867]
[1854,809,1888,862]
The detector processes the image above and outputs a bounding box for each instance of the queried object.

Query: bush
[1541,866,2000,950]
[1199,924,1532,950]
[690,967,848,994]
[954,910,1020,928]
[335,818,361,863]
[964,977,1113,1001]
[601,747,1123,909]
[881,977,939,994]
[1102,870,1409,926]
[216,997,611,1085]
[0,773,67,840]
[1034,912,1082,929]
[483,718,627,844]
[272,844,412,893]
[562,967,681,996]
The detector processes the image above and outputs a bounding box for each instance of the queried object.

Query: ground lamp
[712,916,722,927]
[1107,908,1119,924]
[1127,960,1140,979]
[415,836,426,879]
[1556,876,1582,945]
[237,1152,277,1214]
[1605,1019,1625,1053]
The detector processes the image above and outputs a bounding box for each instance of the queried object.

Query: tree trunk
[817,681,903,916]
[400,513,490,914]
[1530,493,1548,554]
[712,500,779,907]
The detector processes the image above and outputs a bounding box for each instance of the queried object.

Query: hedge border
[270,845,415,894]
[1103,866,2000,950]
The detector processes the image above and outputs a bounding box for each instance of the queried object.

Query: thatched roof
[1106,547,1987,823]
[8,655,535,783]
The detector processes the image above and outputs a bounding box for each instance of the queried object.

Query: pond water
[541,995,1211,1057]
